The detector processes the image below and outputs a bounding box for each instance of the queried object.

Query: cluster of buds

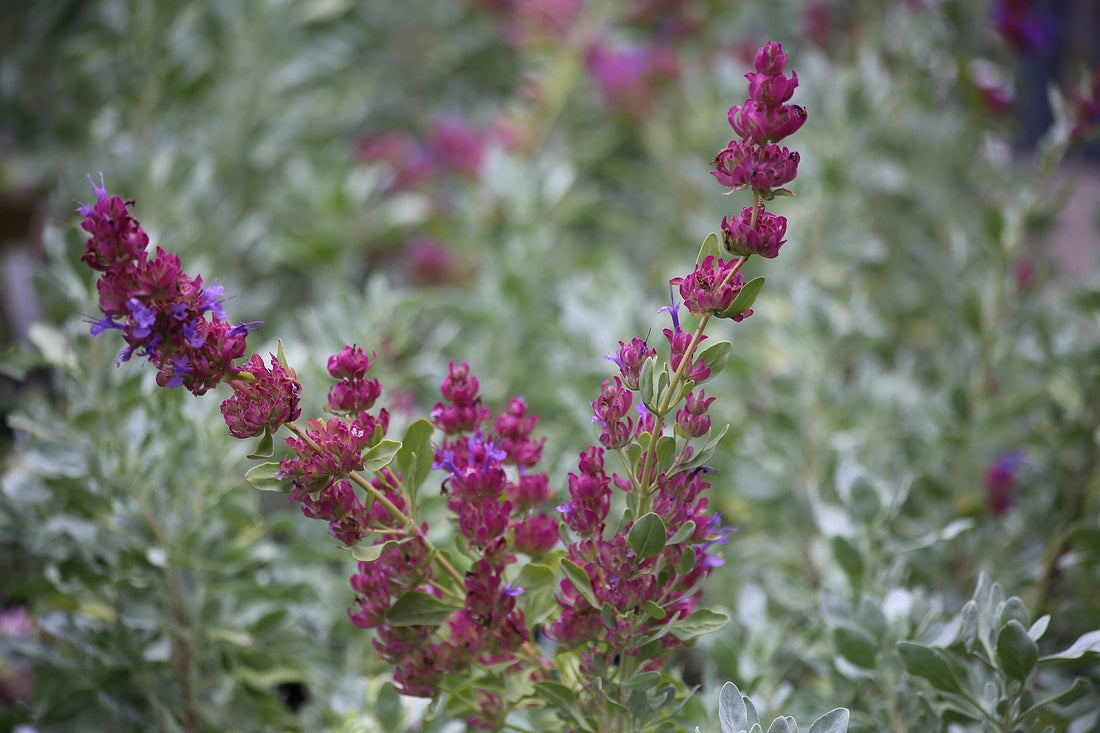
[78,175,259,395]
[712,40,805,259]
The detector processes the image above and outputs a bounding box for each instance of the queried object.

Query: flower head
[220,353,302,438]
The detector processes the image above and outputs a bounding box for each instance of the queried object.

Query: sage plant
[76,41,805,732]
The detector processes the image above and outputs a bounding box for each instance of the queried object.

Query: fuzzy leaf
[807,708,850,733]
[719,682,749,733]
[1040,629,1100,662]
[244,462,287,492]
[765,717,795,733]
[515,563,556,594]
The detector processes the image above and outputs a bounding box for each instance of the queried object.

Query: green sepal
[244,462,287,492]
[696,232,722,265]
[561,559,600,608]
[628,512,667,558]
[246,427,275,460]
[719,276,765,320]
[385,590,459,627]
[363,439,401,472]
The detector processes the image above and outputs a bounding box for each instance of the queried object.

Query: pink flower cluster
[276,345,392,543]
[550,446,730,666]
[549,333,732,674]
[671,254,754,318]
[712,40,805,259]
[344,362,555,726]
[78,176,259,395]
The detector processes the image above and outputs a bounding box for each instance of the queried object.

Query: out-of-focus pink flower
[985,450,1025,516]
[585,40,679,117]
[429,115,487,179]
[993,0,1055,54]
[404,238,460,285]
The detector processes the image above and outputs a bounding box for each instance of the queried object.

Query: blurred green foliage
[2,0,1098,730]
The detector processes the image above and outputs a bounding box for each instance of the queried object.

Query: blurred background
[1,0,1098,730]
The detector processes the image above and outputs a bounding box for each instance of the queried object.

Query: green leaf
[642,600,667,621]
[667,520,696,546]
[244,462,287,492]
[670,607,729,641]
[997,596,1030,629]
[696,232,722,264]
[561,559,599,608]
[655,435,678,470]
[696,340,732,382]
[515,562,556,594]
[679,546,697,575]
[640,355,658,410]
[996,620,1038,681]
[897,642,964,694]
[385,591,458,627]
[1027,614,1050,641]
[363,439,402,472]
[1020,677,1092,718]
[834,626,878,669]
[831,535,863,587]
[685,423,730,468]
[375,682,404,731]
[629,513,667,558]
[246,428,274,459]
[625,671,663,691]
[719,276,765,320]
[1040,628,1100,662]
[807,708,850,733]
[396,419,435,501]
[533,681,590,729]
